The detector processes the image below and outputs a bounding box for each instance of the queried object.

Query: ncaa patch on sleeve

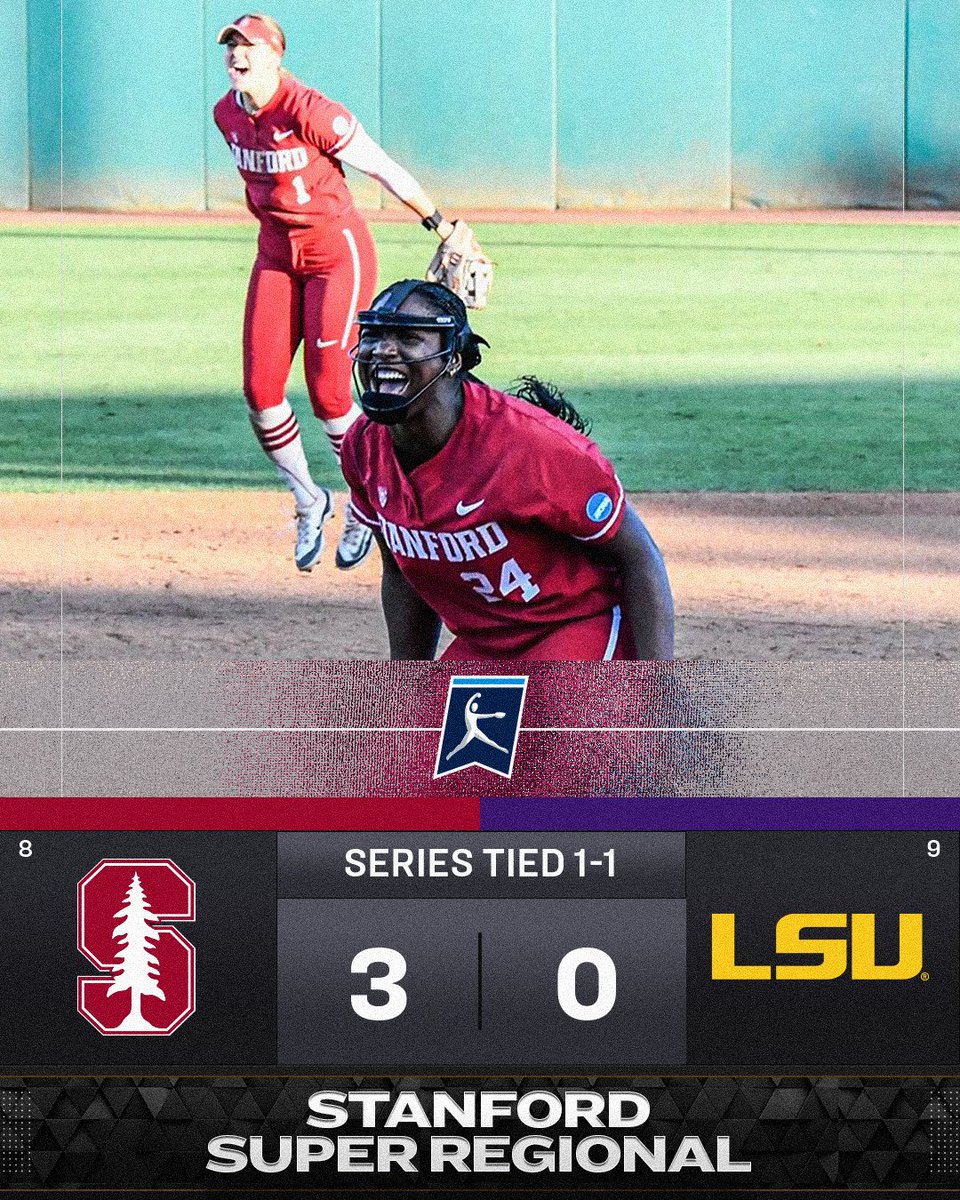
[586,492,614,523]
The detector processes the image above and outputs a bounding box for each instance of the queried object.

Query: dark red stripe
[260,425,301,451]
[261,431,301,453]
[257,415,298,443]
[0,796,481,830]
[257,411,297,432]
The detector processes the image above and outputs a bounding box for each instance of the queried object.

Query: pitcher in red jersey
[340,280,675,661]
[214,14,466,573]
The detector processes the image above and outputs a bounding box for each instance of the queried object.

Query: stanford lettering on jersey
[380,516,509,563]
[230,143,309,175]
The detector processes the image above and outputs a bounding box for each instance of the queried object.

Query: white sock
[322,403,362,466]
[249,399,321,512]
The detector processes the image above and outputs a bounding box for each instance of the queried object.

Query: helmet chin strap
[354,348,456,426]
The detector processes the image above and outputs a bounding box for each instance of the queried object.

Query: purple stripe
[480,797,960,831]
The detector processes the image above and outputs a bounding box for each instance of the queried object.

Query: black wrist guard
[421,210,445,232]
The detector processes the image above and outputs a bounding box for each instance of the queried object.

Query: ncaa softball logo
[435,675,528,778]
[77,859,197,1036]
[586,492,614,523]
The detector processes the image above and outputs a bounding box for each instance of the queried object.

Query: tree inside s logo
[77,859,196,1036]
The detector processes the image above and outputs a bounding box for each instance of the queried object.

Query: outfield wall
[6,0,958,211]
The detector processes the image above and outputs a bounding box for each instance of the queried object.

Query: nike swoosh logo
[456,499,485,516]
[273,129,294,142]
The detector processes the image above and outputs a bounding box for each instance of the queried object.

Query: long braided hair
[404,281,591,434]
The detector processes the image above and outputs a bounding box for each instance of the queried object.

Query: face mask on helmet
[348,280,487,425]
[350,315,458,425]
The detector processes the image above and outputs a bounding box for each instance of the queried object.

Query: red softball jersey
[340,380,628,657]
[213,76,361,263]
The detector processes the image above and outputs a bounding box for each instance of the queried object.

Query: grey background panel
[277,898,686,1066]
[2,661,955,796]
[687,831,960,1065]
[278,898,484,1064]
[0,733,60,797]
[0,831,277,1064]
[477,899,686,1066]
[277,832,685,899]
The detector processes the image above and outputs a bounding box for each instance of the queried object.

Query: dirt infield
[3,490,956,661]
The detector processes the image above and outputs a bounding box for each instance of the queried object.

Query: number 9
[927,839,941,858]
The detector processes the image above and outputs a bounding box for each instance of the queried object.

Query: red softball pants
[242,212,378,420]
[441,606,638,662]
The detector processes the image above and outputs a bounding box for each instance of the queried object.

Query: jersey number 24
[462,557,540,603]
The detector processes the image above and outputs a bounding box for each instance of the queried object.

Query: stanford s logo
[711,913,924,981]
[77,859,197,1035]
[435,675,528,778]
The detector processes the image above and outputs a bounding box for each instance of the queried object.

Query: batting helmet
[350,280,488,424]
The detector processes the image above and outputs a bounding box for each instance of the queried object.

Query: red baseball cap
[217,15,284,54]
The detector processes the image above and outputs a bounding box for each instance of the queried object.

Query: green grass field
[1,218,957,491]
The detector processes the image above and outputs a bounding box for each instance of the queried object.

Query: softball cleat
[294,489,334,572]
[335,507,374,570]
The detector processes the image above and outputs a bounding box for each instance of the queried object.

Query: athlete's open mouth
[371,366,407,395]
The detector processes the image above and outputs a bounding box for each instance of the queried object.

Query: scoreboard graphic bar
[0,825,957,1192]
[0,795,958,829]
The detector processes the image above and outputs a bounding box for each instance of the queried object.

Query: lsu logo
[77,859,197,1035]
[711,913,924,980]
[435,675,528,778]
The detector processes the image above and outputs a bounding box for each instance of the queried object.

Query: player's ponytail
[511,376,591,435]
[393,283,589,433]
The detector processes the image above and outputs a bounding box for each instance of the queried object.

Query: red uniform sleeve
[339,425,379,530]
[531,431,626,544]
[297,89,359,155]
[212,95,230,140]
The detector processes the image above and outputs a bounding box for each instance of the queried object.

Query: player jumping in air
[341,280,675,661]
[214,14,472,572]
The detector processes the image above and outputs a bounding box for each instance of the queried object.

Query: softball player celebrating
[214,13,464,571]
[340,280,675,661]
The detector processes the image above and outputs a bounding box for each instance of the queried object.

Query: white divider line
[2,725,959,735]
